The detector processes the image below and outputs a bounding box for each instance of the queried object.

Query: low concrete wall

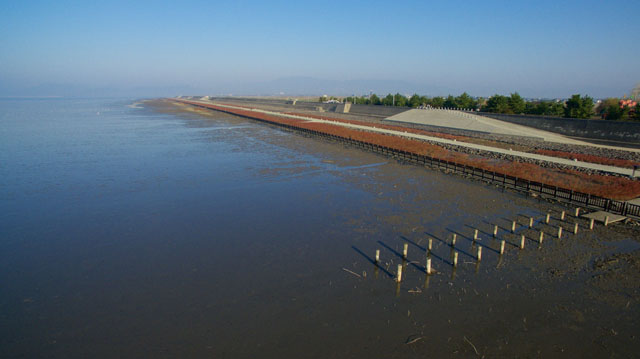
[336,103,351,113]
[294,101,408,117]
[480,113,640,145]
[347,103,408,117]
[212,97,409,119]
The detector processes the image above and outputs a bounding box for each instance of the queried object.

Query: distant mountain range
[224,76,457,97]
[0,77,458,98]
[0,76,631,99]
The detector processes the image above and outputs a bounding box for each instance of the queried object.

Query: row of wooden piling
[375,207,598,282]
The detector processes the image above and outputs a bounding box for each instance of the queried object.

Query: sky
[1,0,639,98]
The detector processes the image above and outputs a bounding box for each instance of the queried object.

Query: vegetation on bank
[320,93,640,121]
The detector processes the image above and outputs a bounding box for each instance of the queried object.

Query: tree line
[319,93,640,121]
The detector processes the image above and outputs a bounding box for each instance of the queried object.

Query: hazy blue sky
[1,0,638,98]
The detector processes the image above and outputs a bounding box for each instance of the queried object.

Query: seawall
[479,113,640,146]
[204,97,640,146]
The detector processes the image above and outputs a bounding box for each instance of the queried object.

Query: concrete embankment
[201,97,640,147]
[180,99,637,177]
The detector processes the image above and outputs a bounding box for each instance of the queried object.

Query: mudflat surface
[1,98,638,358]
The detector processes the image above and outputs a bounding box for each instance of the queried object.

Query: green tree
[606,105,627,120]
[419,96,430,107]
[431,96,445,107]
[484,95,511,113]
[394,93,408,107]
[408,94,422,108]
[382,94,394,106]
[524,102,539,115]
[632,103,640,121]
[600,98,635,120]
[530,101,564,117]
[564,94,594,119]
[443,95,457,108]
[455,92,474,109]
[547,102,565,116]
[508,92,526,114]
[369,94,381,105]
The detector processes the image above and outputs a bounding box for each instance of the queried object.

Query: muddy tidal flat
[1,98,639,358]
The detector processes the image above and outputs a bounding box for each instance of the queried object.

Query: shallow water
[1,98,637,358]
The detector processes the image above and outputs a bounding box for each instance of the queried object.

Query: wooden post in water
[529,217,534,228]
[560,211,565,221]
[428,238,432,254]
[426,257,432,275]
[493,225,498,238]
[539,231,544,244]
[500,240,505,255]
[396,264,403,282]
[473,229,478,241]
[402,243,408,259]
[573,222,579,235]
[589,218,595,230]
[477,246,482,261]
[545,213,550,224]
[451,233,457,247]
[604,216,609,226]
[520,234,525,249]
[575,208,580,217]
[511,220,517,233]
[375,249,380,264]
[424,273,431,289]
[453,251,458,267]
[558,226,563,239]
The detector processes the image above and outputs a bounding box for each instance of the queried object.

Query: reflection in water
[423,274,431,289]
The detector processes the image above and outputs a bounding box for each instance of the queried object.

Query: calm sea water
[2,98,591,358]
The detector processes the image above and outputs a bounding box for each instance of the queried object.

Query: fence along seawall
[179,100,640,220]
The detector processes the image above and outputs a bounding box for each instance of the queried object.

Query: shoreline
[168,98,640,206]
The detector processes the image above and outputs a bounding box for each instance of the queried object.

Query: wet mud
[145,99,640,358]
[2,99,638,358]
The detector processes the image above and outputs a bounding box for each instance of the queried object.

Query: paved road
[191,100,639,177]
